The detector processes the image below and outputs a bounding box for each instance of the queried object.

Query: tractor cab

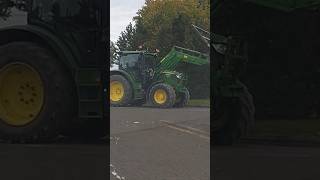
[118,51,157,87]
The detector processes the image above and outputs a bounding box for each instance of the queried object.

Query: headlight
[213,43,227,54]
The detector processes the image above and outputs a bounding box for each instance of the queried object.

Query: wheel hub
[110,81,124,102]
[154,89,167,104]
[0,63,44,126]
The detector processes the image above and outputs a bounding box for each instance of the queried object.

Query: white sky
[110,0,145,42]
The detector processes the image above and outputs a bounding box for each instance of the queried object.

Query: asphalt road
[110,107,210,180]
[0,139,108,180]
[213,144,320,180]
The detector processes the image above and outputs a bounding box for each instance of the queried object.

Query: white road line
[160,120,210,141]
[110,164,126,180]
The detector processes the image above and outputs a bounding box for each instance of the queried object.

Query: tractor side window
[31,0,97,26]
[144,54,156,68]
[119,54,139,69]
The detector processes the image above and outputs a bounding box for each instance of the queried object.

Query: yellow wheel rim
[0,63,44,126]
[154,89,167,104]
[110,81,124,102]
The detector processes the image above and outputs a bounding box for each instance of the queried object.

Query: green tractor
[189,24,256,145]
[110,46,209,108]
[0,0,108,142]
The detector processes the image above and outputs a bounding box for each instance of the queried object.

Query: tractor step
[75,68,105,121]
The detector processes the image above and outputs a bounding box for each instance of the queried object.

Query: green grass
[187,99,210,107]
[253,119,320,138]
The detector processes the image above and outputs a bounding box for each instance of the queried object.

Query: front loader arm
[157,46,209,72]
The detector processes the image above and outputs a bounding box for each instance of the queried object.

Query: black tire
[0,42,77,143]
[148,83,176,108]
[110,75,132,106]
[174,89,190,108]
[213,85,255,145]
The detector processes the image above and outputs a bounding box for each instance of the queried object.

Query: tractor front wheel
[213,86,255,145]
[148,83,176,108]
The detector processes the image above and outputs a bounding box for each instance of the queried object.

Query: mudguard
[0,25,78,70]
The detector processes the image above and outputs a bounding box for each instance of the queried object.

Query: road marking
[160,120,210,141]
[110,164,126,180]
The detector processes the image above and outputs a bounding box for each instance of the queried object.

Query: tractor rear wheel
[110,75,132,106]
[148,83,176,108]
[174,89,190,107]
[213,86,255,145]
[0,42,76,142]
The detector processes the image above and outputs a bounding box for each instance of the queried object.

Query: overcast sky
[110,0,145,42]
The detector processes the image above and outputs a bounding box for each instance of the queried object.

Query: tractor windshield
[119,53,140,69]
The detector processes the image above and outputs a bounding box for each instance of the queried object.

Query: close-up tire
[0,42,77,143]
[213,85,255,145]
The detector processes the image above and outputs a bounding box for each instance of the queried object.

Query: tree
[116,23,137,51]
[132,0,210,57]
[110,40,118,67]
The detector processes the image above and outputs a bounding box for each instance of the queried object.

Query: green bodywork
[111,46,209,101]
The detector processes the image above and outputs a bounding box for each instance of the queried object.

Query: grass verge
[187,99,210,107]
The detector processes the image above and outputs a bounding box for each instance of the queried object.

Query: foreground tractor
[191,24,256,145]
[110,46,209,108]
[0,0,108,142]
[213,0,320,118]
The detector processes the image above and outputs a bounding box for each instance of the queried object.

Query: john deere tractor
[0,0,108,142]
[110,46,209,108]
[189,24,255,145]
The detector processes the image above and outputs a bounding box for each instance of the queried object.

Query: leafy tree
[110,40,118,67]
[116,23,137,51]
